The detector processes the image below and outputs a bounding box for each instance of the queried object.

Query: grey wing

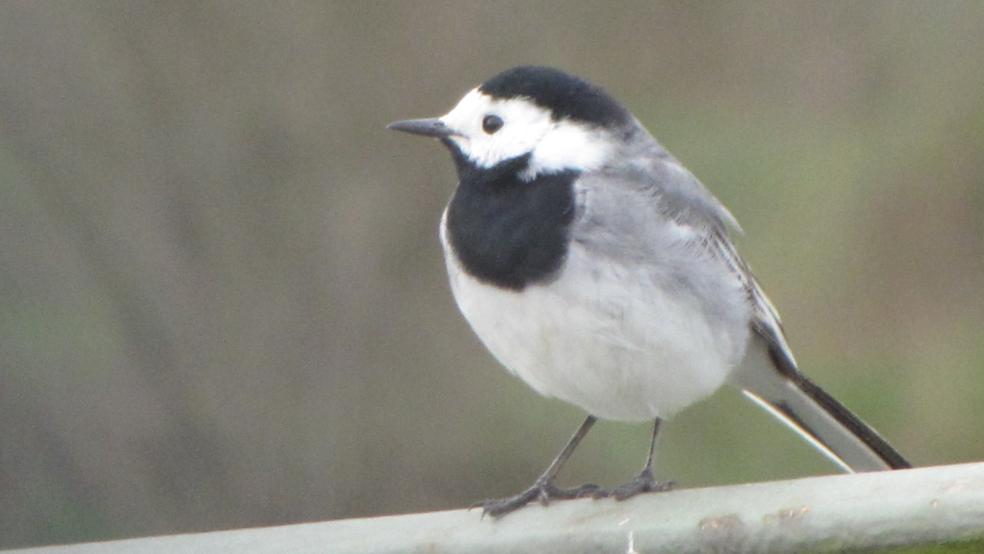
[640,153,911,472]
[577,145,909,471]
[706,225,790,354]
[625,143,744,235]
[580,141,782,340]
[622,138,791,352]
[690,173,910,471]
[570,149,759,345]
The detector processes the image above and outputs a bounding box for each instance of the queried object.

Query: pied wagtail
[388,66,910,518]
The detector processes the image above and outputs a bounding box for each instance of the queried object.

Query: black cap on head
[478,66,631,128]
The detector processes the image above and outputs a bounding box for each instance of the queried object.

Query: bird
[388,65,910,518]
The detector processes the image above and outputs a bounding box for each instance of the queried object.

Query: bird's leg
[480,415,602,518]
[603,418,674,500]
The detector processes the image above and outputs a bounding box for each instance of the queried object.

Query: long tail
[730,334,911,472]
[710,226,909,471]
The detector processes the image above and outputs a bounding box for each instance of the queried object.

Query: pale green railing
[9,462,984,553]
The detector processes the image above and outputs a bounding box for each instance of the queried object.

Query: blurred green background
[1,1,982,549]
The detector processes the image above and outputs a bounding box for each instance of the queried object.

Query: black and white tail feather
[714,228,910,471]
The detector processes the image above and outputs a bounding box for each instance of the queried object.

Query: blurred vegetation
[1,1,982,549]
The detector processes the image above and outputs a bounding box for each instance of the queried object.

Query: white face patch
[439,88,614,179]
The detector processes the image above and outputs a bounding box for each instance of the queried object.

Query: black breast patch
[445,153,577,291]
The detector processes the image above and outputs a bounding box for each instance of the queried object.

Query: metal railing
[10,462,984,554]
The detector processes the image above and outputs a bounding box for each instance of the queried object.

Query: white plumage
[441,202,749,421]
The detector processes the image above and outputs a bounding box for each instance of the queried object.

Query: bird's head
[389,66,633,180]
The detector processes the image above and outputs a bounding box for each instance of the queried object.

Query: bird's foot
[478,479,602,518]
[600,468,674,501]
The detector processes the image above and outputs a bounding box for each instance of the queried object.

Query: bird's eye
[482,114,503,134]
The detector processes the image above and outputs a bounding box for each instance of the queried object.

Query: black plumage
[444,147,576,291]
[480,66,630,128]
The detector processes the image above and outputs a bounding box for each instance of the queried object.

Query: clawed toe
[605,468,673,501]
[479,480,602,518]
[480,487,539,518]
[477,473,671,518]
[544,482,603,500]
[473,417,672,518]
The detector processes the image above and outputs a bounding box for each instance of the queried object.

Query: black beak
[386,117,455,138]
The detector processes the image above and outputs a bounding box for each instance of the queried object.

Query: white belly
[441,218,750,421]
